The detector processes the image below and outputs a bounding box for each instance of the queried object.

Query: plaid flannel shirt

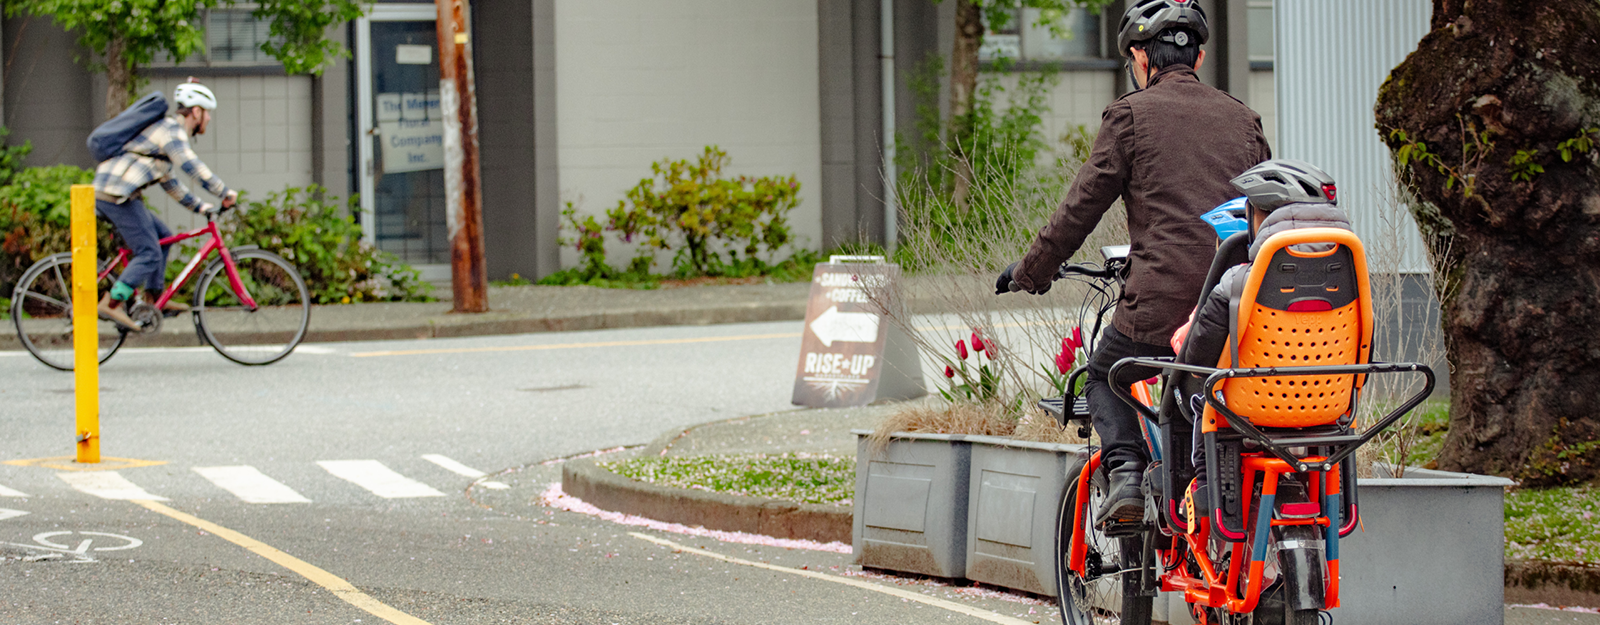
[93,117,230,212]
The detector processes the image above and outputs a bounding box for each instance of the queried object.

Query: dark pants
[96,197,172,294]
[1086,324,1176,471]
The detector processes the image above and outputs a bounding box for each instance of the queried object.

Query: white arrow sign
[0,508,28,521]
[809,306,880,347]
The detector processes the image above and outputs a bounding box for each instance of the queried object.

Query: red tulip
[1146,376,1160,385]
[944,365,956,378]
[970,330,985,353]
[1055,350,1074,374]
[955,339,969,360]
[1068,326,1083,351]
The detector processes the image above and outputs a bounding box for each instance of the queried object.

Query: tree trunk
[949,0,982,210]
[1375,0,1600,486]
[104,35,132,119]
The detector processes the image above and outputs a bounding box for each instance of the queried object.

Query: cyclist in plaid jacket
[93,80,237,330]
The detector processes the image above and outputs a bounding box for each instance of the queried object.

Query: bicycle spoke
[21,289,71,312]
[50,262,71,308]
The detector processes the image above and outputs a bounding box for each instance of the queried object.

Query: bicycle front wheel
[1056,464,1154,625]
[11,253,127,370]
[194,249,310,365]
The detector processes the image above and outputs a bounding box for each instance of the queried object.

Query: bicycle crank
[127,301,162,334]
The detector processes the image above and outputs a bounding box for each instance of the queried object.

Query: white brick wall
[554,0,822,268]
[140,75,315,232]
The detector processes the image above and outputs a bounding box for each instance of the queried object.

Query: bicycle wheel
[1056,464,1153,625]
[11,253,127,370]
[193,249,309,365]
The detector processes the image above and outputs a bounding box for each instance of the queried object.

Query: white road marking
[420,454,508,489]
[0,483,28,497]
[57,472,168,501]
[630,533,1034,625]
[193,466,311,504]
[317,460,445,498]
[0,509,29,521]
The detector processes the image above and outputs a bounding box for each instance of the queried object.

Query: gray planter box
[852,430,971,579]
[964,435,1089,596]
[1331,465,1515,625]
[1149,464,1515,625]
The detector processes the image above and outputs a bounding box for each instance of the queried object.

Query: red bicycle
[10,209,310,368]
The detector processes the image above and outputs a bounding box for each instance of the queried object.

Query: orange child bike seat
[1205,227,1373,430]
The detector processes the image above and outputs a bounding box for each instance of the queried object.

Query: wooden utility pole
[437,0,488,313]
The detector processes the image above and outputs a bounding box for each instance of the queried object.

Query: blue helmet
[1202,197,1249,240]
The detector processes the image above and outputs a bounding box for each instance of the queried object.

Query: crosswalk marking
[421,454,509,489]
[0,483,28,497]
[57,471,168,501]
[194,466,311,504]
[317,460,445,498]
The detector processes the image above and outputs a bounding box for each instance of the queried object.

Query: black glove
[996,261,1050,295]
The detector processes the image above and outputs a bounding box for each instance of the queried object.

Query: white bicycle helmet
[1230,159,1338,212]
[174,82,218,111]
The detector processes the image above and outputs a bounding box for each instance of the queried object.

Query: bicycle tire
[1056,464,1154,625]
[10,253,127,370]
[193,249,309,365]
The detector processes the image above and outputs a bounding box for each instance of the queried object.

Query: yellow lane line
[629,532,1034,625]
[349,332,802,358]
[132,500,432,625]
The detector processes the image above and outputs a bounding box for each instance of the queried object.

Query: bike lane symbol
[4,531,142,563]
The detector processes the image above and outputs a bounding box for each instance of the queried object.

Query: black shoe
[1095,463,1146,526]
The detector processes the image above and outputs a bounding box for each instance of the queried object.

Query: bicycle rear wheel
[10,253,127,370]
[1056,464,1154,625]
[194,249,310,365]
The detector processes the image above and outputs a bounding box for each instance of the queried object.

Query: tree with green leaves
[947,0,1112,207]
[6,0,367,120]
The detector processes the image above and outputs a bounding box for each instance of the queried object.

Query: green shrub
[221,186,432,304]
[548,146,810,287]
[0,165,101,296]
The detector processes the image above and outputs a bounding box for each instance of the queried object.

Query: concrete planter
[963,436,1089,596]
[851,430,971,579]
[1331,465,1515,625]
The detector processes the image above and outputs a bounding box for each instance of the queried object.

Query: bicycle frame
[98,218,258,311]
[1061,357,1434,623]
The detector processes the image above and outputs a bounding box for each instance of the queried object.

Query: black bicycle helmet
[1117,0,1210,58]
[1229,159,1339,212]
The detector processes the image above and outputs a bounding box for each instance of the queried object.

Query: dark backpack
[87,91,170,163]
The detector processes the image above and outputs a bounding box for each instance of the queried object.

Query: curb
[0,300,809,351]
[1505,559,1600,608]
[560,458,852,544]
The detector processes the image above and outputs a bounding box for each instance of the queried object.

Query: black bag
[87,92,170,163]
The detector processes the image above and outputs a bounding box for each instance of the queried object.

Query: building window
[1248,0,1274,63]
[152,6,283,67]
[979,7,1102,64]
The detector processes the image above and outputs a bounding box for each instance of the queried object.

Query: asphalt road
[0,321,1060,625]
[2,321,1595,624]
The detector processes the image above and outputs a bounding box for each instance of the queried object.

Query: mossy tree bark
[1376,0,1600,485]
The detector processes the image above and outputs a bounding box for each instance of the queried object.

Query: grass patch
[1506,485,1600,563]
[602,453,854,506]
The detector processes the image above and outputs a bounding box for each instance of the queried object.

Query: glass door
[357,6,449,273]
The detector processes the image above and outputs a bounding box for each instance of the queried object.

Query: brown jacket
[1015,65,1271,345]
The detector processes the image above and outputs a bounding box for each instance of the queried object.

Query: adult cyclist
[995,0,1271,525]
[94,80,237,331]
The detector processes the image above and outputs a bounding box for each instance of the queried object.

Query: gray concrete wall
[553,0,823,270]
[312,23,353,204]
[2,15,96,168]
[473,0,539,281]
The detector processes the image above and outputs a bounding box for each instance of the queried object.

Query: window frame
[978,6,1113,71]
[145,3,287,74]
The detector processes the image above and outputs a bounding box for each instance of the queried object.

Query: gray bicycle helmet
[1229,159,1338,212]
[1117,0,1210,58]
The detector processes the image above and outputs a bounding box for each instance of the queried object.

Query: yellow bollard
[70,184,99,464]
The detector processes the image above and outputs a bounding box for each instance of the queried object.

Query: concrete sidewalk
[0,281,814,350]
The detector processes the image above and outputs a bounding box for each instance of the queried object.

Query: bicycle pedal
[1098,519,1144,537]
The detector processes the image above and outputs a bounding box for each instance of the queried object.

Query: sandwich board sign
[791,256,926,408]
